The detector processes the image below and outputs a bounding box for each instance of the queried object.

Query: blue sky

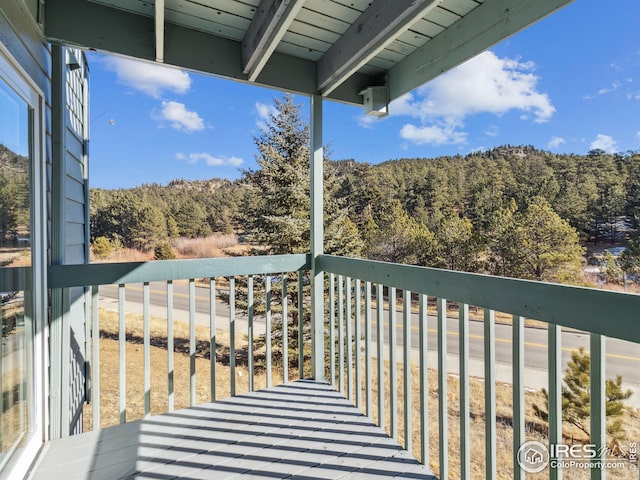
[87,0,640,190]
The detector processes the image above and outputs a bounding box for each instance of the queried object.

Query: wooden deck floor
[30,380,436,480]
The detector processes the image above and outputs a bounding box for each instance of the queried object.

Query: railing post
[590,333,606,480]
[549,324,563,480]
[310,94,324,381]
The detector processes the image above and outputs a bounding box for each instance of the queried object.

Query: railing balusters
[266,275,272,388]
[189,279,196,407]
[338,274,345,394]
[346,276,353,401]
[437,297,448,479]
[376,283,384,428]
[365,281,372,418]
[167,281,174,411]
[329,273,336,386]
[143,282,151,417]
[91,285,100,428]
[419,294,428,465]
[210,278,216,401]
[459,303,470,480]
[513,315,524,480]
[389,287,398,440]
[282,275,288,384]
[229,276,236,396]
[484,308,496,480]
[590,333,606,480]
[298,271,304,379]
[403,290,412,452]
[118,284,126,424]
[355,279,362,410]
[548,323,562,480]
[248,275,254,392]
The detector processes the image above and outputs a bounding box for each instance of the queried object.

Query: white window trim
[0,41,48,480]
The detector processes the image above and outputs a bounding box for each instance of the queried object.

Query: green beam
[43,0,369,105]
[48,254,310,288]
[0,266,31,291]
[388,0,574,101]
[318,255,640,344]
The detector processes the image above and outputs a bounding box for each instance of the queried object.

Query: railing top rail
[0,266,31,291]
[49,254,311,288]
[318,254,640,344]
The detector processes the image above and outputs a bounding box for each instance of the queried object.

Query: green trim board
[0,267,31,291]
[44,0,369,106]
[388,0,574,101]
[318,254,640,344]
[48,254,311,288]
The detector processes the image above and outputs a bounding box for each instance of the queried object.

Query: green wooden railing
[319,254,640,480]
[37,253,640,479]
[48,254,310,429]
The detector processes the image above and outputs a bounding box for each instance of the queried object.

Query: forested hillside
[0,144,29,244]
[90,96,640,285]
[90,145,640,282]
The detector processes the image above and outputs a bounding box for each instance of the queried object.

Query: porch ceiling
[43,0,573,107]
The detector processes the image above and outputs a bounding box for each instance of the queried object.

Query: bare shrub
[173,234,238,258]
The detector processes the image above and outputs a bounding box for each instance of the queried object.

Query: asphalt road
[98,282,640,403]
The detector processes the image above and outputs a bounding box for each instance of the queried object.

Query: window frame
[0,41,47,480]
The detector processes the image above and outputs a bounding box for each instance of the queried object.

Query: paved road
[99,282,640,404]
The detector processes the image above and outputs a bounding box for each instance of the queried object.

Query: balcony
[23,253,640,479]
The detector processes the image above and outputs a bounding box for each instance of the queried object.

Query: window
[0,45,43,478]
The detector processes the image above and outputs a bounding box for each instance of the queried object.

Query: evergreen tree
[512,197,584,283]
[234,94,363,374]
[434,212,483,272]
[534,347,632,438]
[601,250,623,285]
[154,241,176,260]
[239,94,362,256]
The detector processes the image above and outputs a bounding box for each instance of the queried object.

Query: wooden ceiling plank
[241,0,305,81]
[389,0,574,101]
[317,0,442,96]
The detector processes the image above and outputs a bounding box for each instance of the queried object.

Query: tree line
[90,95,640,285]
[0,144,29,248]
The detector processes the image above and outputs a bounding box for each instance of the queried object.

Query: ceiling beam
[388,0,575,101]
[317,0,442,96]
[242,0,304,82]
[155,0,164,62]
[44,0,369,105]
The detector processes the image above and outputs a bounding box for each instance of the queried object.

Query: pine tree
[533,347,633,439]
[234,94,362,374]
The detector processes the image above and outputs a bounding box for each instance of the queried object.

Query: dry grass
[348,358,640,480]
[82,308,286,431]
[173,234,239,258]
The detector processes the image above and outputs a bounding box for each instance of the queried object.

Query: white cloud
[103,56,191,98]
[255,101,278,130]
[399,124,467,146]
[484,125,499,137]
[356,114,378,129]
[388,51,554,146]
[590,134,618,153]
[584,78,633,100]
[176,152,243,167]
[393,51,554,123]
[154,101,205,133]
[548,136,566,149]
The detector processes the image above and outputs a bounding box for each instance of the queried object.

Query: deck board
[31,380,436,480]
